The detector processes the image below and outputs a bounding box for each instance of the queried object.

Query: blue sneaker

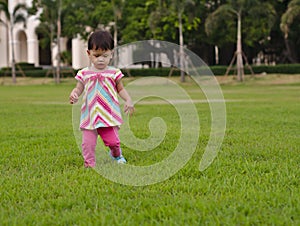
[109,152,127,164]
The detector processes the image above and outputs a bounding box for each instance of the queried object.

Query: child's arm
[69,81,84,104]
[117,80,135,115]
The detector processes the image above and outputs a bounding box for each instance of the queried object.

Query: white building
[0,0,89,70]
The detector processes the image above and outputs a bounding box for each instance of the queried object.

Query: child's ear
[87,50,90,56]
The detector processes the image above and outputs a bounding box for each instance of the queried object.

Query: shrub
[1,64,300,78]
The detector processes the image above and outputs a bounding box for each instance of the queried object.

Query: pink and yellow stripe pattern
[75,67,124,130]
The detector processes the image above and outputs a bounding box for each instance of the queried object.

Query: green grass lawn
[0,75,299,225]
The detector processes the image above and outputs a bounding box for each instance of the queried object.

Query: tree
[147,0,200,81]
[205,0,276,81]
[170,0,197,82]
[111,0,124,66]
[119,0,153,42]
[62,0,125,66]
[63,0,113,39]
[32,0,64,84]
[56,0,62,83]
[280,0,300,63]
[0,0,28,84]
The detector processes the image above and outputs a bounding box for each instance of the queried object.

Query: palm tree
[170,0,195,82]
[111,0,124,67]
[0,0,28,83]
[32,0,62,83]
[56,0,62,84]
[205,0,276,81]
[280,0,300,63]
[149,0,196,82]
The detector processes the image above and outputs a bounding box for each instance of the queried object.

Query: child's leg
[82,129,98,167]
[97,127,121,157]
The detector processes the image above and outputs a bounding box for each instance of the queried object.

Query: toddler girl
[69,30,134,167]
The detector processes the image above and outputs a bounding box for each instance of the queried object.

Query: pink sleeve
[75,69,84,84]
[114,69,124,82]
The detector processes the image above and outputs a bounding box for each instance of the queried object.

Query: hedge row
[124,64,300,76]
[0,68,75,78]
[209,64,300,75]
[1,64,300,78]
[1,63,43,71]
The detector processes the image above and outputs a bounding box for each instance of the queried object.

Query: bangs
[88,30,114,50]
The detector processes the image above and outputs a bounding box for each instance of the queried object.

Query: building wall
[0,13,9,68]
[1,0,133,70]
[2,0,84,69]
[72,36,90,69]
[0,0,40,68]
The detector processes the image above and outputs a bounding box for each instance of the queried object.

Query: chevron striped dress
[75,67,124,130]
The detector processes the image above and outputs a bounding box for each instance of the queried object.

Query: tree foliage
[146,0,200,42]
[280,0,300,38]
[205,0,276,47]
[62,0,113,40]
[23,0,300,68]
[280,0,300,62]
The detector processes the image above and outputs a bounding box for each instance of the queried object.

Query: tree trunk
[10,16,16,84]
[50,26,56,81]
[236,11,244,82]
[6,24,9,68]
[114,21,118,67]
[215,45,219,65]
[284,38,297,63]
[178,12,185,82]
[56,0,62,84]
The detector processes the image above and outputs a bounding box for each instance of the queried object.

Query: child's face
[87,49,113,70]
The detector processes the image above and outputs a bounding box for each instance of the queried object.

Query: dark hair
[87,30,114,50]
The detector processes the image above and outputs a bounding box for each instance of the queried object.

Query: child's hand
[124,101,135,115]
[69,91,79,104]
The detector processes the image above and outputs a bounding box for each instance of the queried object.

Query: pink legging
[82,126,121,167]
